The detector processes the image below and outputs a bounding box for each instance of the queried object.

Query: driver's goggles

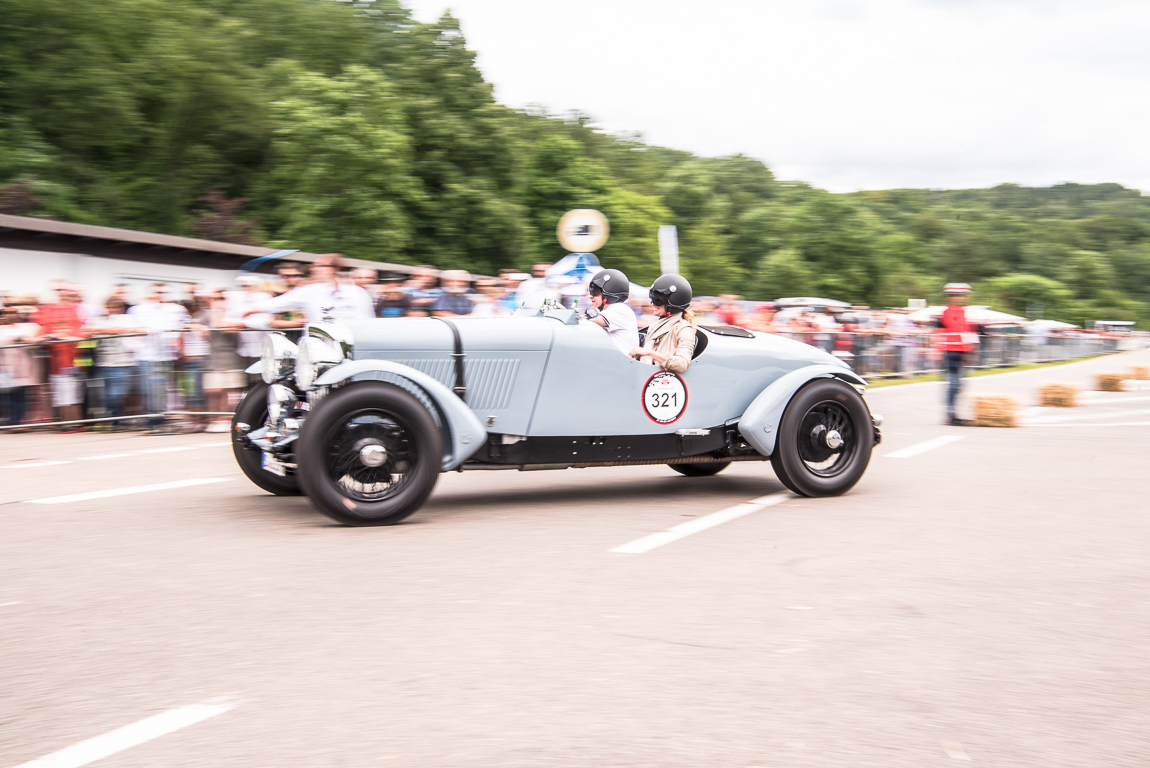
[588,285,603,297]
[649,291,667,307]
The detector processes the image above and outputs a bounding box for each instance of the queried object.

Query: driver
[585,268,638,354]
[629,274,697,372]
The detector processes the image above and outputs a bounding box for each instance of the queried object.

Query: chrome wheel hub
[825,429,843,450]
[359,444,388,468]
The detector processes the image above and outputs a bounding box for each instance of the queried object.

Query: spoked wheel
[669,461,731,477]
[297,382,441,526]
[231,383,301,496]
[770,379,873,497]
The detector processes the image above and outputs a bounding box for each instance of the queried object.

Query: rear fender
[739,365,868,457]
[314,360,487,471]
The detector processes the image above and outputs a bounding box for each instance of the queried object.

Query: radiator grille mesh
[391,358,520,410]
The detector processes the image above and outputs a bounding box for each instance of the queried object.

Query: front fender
[314,360,487,471]
[739,364,868,457]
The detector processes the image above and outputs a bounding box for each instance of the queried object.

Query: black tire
[770,379,873,497]
[669,461,731,477]
[296,382,442,526]
[232,383,301,496]
[769,452,803,495]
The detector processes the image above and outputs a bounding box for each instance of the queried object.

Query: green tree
[261,65,416,260]
[750,247,815,300]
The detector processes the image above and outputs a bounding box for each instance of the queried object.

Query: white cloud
[404,0,1150,192]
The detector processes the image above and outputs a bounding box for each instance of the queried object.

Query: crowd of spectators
[0,260,1131,432]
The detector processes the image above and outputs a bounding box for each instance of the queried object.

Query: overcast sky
[403,0,1149,193]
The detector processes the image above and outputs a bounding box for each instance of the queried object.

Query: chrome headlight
[260,333,298,384]
[296,334,343,390]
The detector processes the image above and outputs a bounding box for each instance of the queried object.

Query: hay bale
[1132,365,1150,381]
[973,395,1019,427]
[1097,373,1125,392]
[1039,383,1078,408]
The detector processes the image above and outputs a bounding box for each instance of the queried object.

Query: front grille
[391,358,520,410]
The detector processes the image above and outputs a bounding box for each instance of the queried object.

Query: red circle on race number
[642,371,688,424]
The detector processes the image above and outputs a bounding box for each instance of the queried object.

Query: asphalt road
[2,350,1148,767]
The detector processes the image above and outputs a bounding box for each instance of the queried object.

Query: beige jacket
[638,313,697,373]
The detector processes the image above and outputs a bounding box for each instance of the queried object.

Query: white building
[0,214,416,304]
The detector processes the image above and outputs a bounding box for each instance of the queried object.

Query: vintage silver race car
[232,307,882,526]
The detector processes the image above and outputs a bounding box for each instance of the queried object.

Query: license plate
[261,452,286,477]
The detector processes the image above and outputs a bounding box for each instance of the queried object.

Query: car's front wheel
[297,382,442,526]
[770,379,873,497]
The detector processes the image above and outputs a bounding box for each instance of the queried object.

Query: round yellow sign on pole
[556,209,609,253]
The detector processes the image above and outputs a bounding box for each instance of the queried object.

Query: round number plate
[642,371,688,424]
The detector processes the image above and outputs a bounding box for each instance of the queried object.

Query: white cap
[943,282,972,295]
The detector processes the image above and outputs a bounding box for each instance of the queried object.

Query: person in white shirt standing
[243,253,374,325]
[126,283,190,431]
[585,268,638,355]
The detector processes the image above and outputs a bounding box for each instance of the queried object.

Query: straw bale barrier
[1038,383,1078,408]
[973,395,1019,427]
[1132,365,1150,381]
[1096,373,1124,392]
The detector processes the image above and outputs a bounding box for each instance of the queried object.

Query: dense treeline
[2,0,1149,325]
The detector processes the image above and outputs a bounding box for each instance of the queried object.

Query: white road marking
[884,435,964,459]
[940,739,971,760]
[1028,421,1150,428]
[4,442,230,467]
[137,446,203,454]
[26,478,231,505]
[1,601,21,606]
[1,461,72,469]
[1026,407,1150,424]
[12,700,236,768]
[610,492,791,554]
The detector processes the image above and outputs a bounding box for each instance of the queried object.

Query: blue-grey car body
[296,310,869,462]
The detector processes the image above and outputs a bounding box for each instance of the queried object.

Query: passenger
[629,275,697,372]
[585,268,638,354]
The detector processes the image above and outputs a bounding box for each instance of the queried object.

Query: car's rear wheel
[297,382,442,526]
[770,379,873,497]
[232,383,301,496]
[669,461,731,477]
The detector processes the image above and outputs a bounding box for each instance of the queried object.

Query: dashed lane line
[1025,407,1150,424]
[12,699,237,768]
[883,435,964,459]
[0,461,71,469]
[1028,421,1150,428]
[26,478,231,505]
[610,492,792,554]
[1,442,231,469]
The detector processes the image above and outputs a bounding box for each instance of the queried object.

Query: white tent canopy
[775,297,852,309]
[1029,319,1078,330]
[907,305,1027,325]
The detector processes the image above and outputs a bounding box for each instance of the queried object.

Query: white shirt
[599,302,639,355]
[224,290,272,358]
[253,280,375,324]
[126,301,190,362]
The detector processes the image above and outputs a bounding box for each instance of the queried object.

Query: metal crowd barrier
[769,330,1131,377]
[0,329,285,432]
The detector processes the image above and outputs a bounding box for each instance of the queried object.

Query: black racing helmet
[649,274,692,313]
[588,268,630,303]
